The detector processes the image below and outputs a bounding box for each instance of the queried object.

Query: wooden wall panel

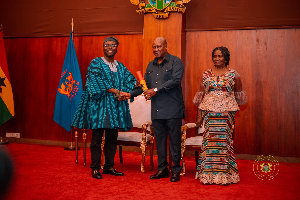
[184,29,300,157]
[3,34,143,142]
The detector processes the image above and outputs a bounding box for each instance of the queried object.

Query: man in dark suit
[128,37,185,182]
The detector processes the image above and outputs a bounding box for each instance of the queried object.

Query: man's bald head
[152,37,168,60]
[153,37,167,46]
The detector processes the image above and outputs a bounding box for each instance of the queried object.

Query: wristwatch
[154,88,158,92]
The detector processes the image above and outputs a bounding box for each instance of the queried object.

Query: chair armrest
[142,121,152,130]
[185,123,197,129]
[185,122,203,129]
[143,121,152,126]
[181,122,202,144]
[142,123,154,137]
[184,122,204,136]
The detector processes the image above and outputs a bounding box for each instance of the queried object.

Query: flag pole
[64,18,76,151]
[0,124,9,145]
[71,18,74,41]
[0,23,9,145]
[64,128,76,150]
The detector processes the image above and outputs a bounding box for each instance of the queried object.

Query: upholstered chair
[75,95,154,173]
[180,122,204,175]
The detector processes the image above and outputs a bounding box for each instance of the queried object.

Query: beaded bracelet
[114,90,120,98]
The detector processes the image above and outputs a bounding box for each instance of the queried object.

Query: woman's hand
[196,109,203,128]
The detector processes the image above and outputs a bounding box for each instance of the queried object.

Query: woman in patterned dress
[193,46,247,185]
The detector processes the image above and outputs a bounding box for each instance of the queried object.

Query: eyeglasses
[104,44,118,48]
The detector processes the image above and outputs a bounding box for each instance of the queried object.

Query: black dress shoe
[170,172,180,182]
[103,168,124,176]
[92,170,102,179]
[150,168,170,179]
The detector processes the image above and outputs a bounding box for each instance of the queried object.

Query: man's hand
[118,91,131,101]
[143,88,156,100]
[134,80,141,88]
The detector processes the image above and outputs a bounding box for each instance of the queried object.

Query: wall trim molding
[4,138,300,163]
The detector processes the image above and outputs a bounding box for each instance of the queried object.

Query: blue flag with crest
[53,31,83,132]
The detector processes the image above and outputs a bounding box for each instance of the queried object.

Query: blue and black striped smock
[71,57,136,131]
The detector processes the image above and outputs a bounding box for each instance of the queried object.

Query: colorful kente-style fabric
[195,111,240,185]
[199,68,240,112]
[195,68,246,185]
[71,57,136,131]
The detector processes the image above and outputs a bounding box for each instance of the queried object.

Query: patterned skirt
[195,111,240,185]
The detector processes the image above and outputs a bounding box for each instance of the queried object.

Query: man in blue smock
[72,37,137,179]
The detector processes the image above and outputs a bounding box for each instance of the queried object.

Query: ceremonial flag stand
[64,129,76,150]
[63,18,78,151]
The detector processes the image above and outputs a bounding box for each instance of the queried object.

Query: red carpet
[2,143,300,200]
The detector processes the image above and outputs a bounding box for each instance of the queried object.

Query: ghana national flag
[0,31,14,126]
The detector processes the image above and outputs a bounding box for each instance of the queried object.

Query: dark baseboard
[4,138,300,163]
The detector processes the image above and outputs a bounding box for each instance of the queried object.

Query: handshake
[116,89,156,101]
[116,91,131,101]
[113,80,140,101]
[114,80,157,101]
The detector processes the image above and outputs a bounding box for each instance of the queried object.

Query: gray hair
[154,37,167,46]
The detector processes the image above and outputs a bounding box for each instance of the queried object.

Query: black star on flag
[0,76,6,93]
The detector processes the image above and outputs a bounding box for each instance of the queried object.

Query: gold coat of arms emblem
[130,0,192,19]
[253,155,279,180]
